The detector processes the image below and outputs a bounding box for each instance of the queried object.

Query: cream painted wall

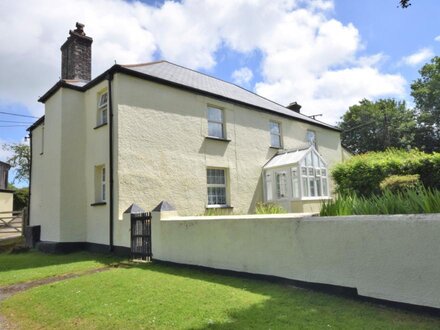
[30,92,62,242]
[115,74,343,218]
[83,81,110,245]
[59,89,87,242]
[0,192,13,213]
[152,211,440,309]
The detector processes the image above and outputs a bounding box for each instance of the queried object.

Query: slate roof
[121,61,337,130]
[36,60,339,131]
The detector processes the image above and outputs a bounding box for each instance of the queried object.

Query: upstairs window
[97,91,108,126]
[306,130,316,147]
[270,121,282,148]
[207,107,224,139]
[207,168,227,206]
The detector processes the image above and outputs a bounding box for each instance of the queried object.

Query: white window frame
[263,148,330,203]
[101,167,106,202]
[206,168,228,207]
[97,91,108,126]
[270,121,282,148]
[94,165,106,203]
[298,149,329,200]
[207,106,225,139]
[306,130,316,147]
[275,171,288,199]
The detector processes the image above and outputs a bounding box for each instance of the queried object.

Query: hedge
[332,149,440,196]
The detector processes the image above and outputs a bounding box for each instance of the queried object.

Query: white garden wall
[152,211,440,309]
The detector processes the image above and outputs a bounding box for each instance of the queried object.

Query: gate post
[151,201,176,261]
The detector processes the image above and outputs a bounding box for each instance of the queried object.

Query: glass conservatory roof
[263,146,323,169]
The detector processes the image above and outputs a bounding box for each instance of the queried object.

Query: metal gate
[130,212,152,261]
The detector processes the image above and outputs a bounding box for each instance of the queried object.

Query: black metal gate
[130,212,152,261]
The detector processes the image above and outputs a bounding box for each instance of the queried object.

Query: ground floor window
[94,165,106,203]
[207,168,227,206]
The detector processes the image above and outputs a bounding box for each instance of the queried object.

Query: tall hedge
[332,149,440,196]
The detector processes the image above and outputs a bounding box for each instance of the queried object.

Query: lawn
[1,253,439,329]
[0,251,119,287]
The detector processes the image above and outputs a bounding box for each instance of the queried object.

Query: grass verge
[1,261,439,329]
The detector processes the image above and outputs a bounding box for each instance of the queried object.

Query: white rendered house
[27,23,346,254]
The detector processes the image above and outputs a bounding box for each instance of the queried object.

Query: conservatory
[263,146,330,213]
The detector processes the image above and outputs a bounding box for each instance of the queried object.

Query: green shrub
[379,174,420,193]
[255,202,286,214]
[203,208,234,216]
[320,187,440,216]
[332,149,440,197]
[13,187,29,211]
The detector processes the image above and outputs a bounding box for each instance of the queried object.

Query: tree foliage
[411,56,440,153]
[339,99,416,154]
[2,143,30,184]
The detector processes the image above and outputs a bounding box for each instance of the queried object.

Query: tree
[2,143,30,184]
[339,99,416,154]
[411,56,440,153]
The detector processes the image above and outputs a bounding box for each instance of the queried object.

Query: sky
[0,0,439,170]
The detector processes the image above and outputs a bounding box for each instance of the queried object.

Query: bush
[320,187,440,216]
[332,149,440,197]
[379,174,420,193]
[255,202,286,214]
[13,187,29,211]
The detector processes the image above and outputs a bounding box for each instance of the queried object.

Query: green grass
[321,187,440,216]
[0,251,120,287]
[1,259,439,329]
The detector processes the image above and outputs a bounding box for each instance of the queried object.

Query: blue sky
[0,0,439,183]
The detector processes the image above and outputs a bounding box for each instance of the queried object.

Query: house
[27,23,346,253]
[0,161,13,213]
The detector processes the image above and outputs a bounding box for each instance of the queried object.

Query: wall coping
[161,213,440,222]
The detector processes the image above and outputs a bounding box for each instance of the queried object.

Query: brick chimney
[60,22,93,81]
[286,102,301,113]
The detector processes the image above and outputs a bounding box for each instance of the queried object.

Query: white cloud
[435,35,440,42]
[0,0,406,125]
[400,48,434,67]
[232,67,254,86]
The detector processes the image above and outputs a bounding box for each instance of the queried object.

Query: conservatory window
[265,172,273,201]
[275,172,287,199]
[300,150,329,198]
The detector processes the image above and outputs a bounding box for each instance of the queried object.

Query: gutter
[107,72,115,252]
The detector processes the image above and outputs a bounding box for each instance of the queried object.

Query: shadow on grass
[0,250,119,273]
[128,261,440,330]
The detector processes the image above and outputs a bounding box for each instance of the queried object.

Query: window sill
[205,205,233,209]
[205,136,231,142]
[269,146,283,150]
[90,202,107,206]
[94,122,108,130]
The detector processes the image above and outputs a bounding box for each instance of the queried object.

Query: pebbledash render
[28,23,348,253]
